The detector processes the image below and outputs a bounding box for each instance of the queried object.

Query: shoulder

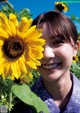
[62,73,80,112]
[72,73,80,94]
[70,73,80,105]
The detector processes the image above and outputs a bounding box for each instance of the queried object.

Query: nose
[43,45,55,58]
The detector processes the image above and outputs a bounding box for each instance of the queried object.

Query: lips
[41,63,62,69]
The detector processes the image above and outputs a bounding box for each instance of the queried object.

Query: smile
[42,63,62,69]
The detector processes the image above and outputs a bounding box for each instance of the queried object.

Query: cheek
[58,45,74,64]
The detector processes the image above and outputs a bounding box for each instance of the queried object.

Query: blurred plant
[0,77,14,111]
[71,48,80,79]
[0,1,32,19]
[70,16,80,79]
[71,15,80,22]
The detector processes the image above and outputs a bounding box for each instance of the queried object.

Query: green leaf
[0,1,18,18]
[19,8,32,19]
[11,84,49,113]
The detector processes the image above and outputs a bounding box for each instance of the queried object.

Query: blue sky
[8,0,80,32]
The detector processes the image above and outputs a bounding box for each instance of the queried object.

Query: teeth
[42,64,58,69]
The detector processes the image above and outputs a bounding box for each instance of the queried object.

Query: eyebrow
[51,35,65,41]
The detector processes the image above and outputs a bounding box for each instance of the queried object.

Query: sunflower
[54,2,68,13]
[0,12,45,80]
[20,73,33,84]
[73,56,79,62]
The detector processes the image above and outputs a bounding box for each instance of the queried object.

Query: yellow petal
[9,13,18,27]
[11,62,20,79]
[28,47,44,59]
[19,56,27,73]
[0,65,4,74]
[0,12,11,35]
[11,74,15,80]
[0,57,5,65]
[27,61,37,69]
[27,39,45,46]
[0,40,3,46]
[16,61,21,75]
[9,13,18,36]
[18,17,33,32]
[29,55,41,65]
[20,25,36,38]
[3,63,11,77]
[24,28,42,41]
[0,28,9,38]
[0,65,5,79]
[28,72,33,79]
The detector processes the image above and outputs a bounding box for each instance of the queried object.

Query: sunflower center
[3,36,25,59]
[56,4,64,12]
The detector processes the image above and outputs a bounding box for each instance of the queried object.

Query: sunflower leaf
[11,84,49,113]
[19,8,32,19]
[1,1,18,17]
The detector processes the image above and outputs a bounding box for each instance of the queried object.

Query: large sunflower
[0,12,45,80]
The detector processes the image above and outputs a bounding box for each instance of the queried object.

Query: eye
[52,40,64,47]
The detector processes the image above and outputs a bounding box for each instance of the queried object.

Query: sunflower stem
[8,90,12,113]
[8,85,13,113]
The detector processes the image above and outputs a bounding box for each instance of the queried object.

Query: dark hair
[32,11,78,45]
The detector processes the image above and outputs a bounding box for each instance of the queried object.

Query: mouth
[41,63,62,69]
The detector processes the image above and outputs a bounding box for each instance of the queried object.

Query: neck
[43,71,72,100]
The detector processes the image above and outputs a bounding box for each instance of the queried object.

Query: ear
[73,44,78,56]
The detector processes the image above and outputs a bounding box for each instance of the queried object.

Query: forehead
[42,23,58,40]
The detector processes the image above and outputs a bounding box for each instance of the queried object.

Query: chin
[39,70,62,82]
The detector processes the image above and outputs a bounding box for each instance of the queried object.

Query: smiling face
[31,11,78,82]
[37,24,78,81]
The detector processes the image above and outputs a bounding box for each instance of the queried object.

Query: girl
[31,11,80,113]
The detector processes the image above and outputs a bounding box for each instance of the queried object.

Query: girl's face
[37,24,78,81]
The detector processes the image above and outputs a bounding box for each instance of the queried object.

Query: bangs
[43,21,71,43]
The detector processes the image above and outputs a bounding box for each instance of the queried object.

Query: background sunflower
[54,2,69,13]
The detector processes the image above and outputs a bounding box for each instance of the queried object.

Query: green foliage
[0,74,49,113]
[0,1,32,19]
[1,2,17,16]
[11,84,49,113]
[19,8,32,19]
[71,14,80,22]
[30,70,40,86]
[0,77,15,111]
[71,62,80,79]
[71,49,80,79]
